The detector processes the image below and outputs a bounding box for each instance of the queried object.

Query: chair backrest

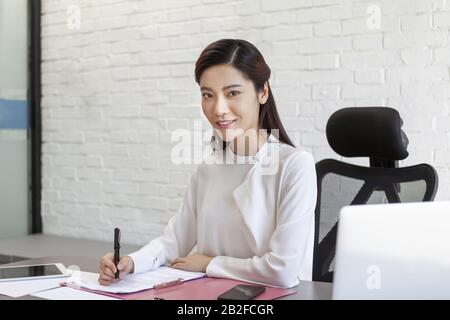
[312,107,439,283]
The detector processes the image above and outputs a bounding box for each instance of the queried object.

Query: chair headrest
[326,107,409,160]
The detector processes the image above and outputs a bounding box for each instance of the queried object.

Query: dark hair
[194,39,295,149]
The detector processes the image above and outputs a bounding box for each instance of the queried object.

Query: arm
[128,169,198,273]
[206,151,317,288]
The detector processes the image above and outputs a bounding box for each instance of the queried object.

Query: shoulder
[275,144,317,193]
[275,143,315,173]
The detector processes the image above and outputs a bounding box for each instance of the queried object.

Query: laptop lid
[332,201,450,299]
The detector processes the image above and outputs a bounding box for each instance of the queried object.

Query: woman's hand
[98,252,135,286]
[170,253,213,272]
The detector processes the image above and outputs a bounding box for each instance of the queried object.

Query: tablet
[0,263,69,282]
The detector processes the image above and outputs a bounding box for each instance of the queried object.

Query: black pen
[114,227,121,279]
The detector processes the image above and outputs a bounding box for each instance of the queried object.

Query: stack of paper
[64,266,206,294]
[0,277,63,298]
[31,287,119,300]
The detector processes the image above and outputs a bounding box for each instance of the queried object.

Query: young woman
[99,39,317,288]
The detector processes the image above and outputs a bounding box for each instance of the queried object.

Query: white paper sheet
[0,277,64,298]
[31,287,119,300]
[65,266,206,294]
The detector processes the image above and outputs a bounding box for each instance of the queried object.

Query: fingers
[103,266,116,279]
[171,257,186,266]
[99,252,120,285]
[98,269,115,285]
[99,266,125,285]
[171,262,186,270]
[98,253,137,285]
[101,255,117,273]
[117,256,129,271]
[100,268,114,280]
[98,277,113,286]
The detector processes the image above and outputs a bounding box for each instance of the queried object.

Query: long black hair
[194,39,295,149]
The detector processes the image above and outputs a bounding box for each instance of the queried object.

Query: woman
[99,39,317,288]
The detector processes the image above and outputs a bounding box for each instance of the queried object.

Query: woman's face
[200,64,268,142]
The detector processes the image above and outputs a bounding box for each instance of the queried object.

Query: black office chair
[312,107,438,283]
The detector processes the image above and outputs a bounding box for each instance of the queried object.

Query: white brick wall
[41,0,450,245]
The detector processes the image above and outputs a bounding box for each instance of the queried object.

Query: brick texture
[41,0,450,245]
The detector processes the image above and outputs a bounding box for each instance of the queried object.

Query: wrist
[204,256,214,272]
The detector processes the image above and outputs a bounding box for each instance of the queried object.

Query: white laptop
[332,201,450,300]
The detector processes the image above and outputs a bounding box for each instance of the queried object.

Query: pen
[114,227,121,279]
[153,278,183,289]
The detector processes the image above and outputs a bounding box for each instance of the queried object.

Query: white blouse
[128,133,317,288]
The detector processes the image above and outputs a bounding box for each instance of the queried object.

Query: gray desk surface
[0,256,333,300]
[0,234,140,260]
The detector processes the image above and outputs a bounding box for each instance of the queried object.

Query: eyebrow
[200,84,243,91]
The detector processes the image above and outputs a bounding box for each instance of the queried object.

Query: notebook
[63,266,206,294]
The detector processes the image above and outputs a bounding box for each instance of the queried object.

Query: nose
[213,96,230,117]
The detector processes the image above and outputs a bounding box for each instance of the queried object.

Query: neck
[231,129,268,156]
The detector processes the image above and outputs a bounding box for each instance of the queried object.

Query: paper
[64,266,206,294]
[0,277,63,298]
[31,287,119,300]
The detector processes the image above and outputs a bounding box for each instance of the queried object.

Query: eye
[202,93,212,99]
[228,91,240,97]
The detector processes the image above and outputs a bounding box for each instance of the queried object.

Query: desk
[0,256,333,300]
[0,234,141,261]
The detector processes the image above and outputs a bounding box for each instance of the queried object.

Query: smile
[215,120,236,129]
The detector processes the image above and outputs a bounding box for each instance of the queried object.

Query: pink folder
[63,277,296,300]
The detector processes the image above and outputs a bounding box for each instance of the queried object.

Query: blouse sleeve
[205,151,317,288]
[128,169,198,273]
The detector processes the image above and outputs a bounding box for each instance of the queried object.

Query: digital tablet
[0,263,69,282]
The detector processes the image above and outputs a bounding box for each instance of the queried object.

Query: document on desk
[65,266,206,294]
[0,277,62,298]
[32,287,119,300]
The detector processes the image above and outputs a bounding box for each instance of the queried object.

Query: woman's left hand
[170,253,213,272]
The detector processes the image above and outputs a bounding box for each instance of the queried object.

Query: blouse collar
[209,132,280,165]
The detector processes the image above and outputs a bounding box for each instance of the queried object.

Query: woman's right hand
[98,252,134,286]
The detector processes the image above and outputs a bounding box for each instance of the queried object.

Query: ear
[258,81,269,105]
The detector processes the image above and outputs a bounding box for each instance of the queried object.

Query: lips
[215,119,236,129]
